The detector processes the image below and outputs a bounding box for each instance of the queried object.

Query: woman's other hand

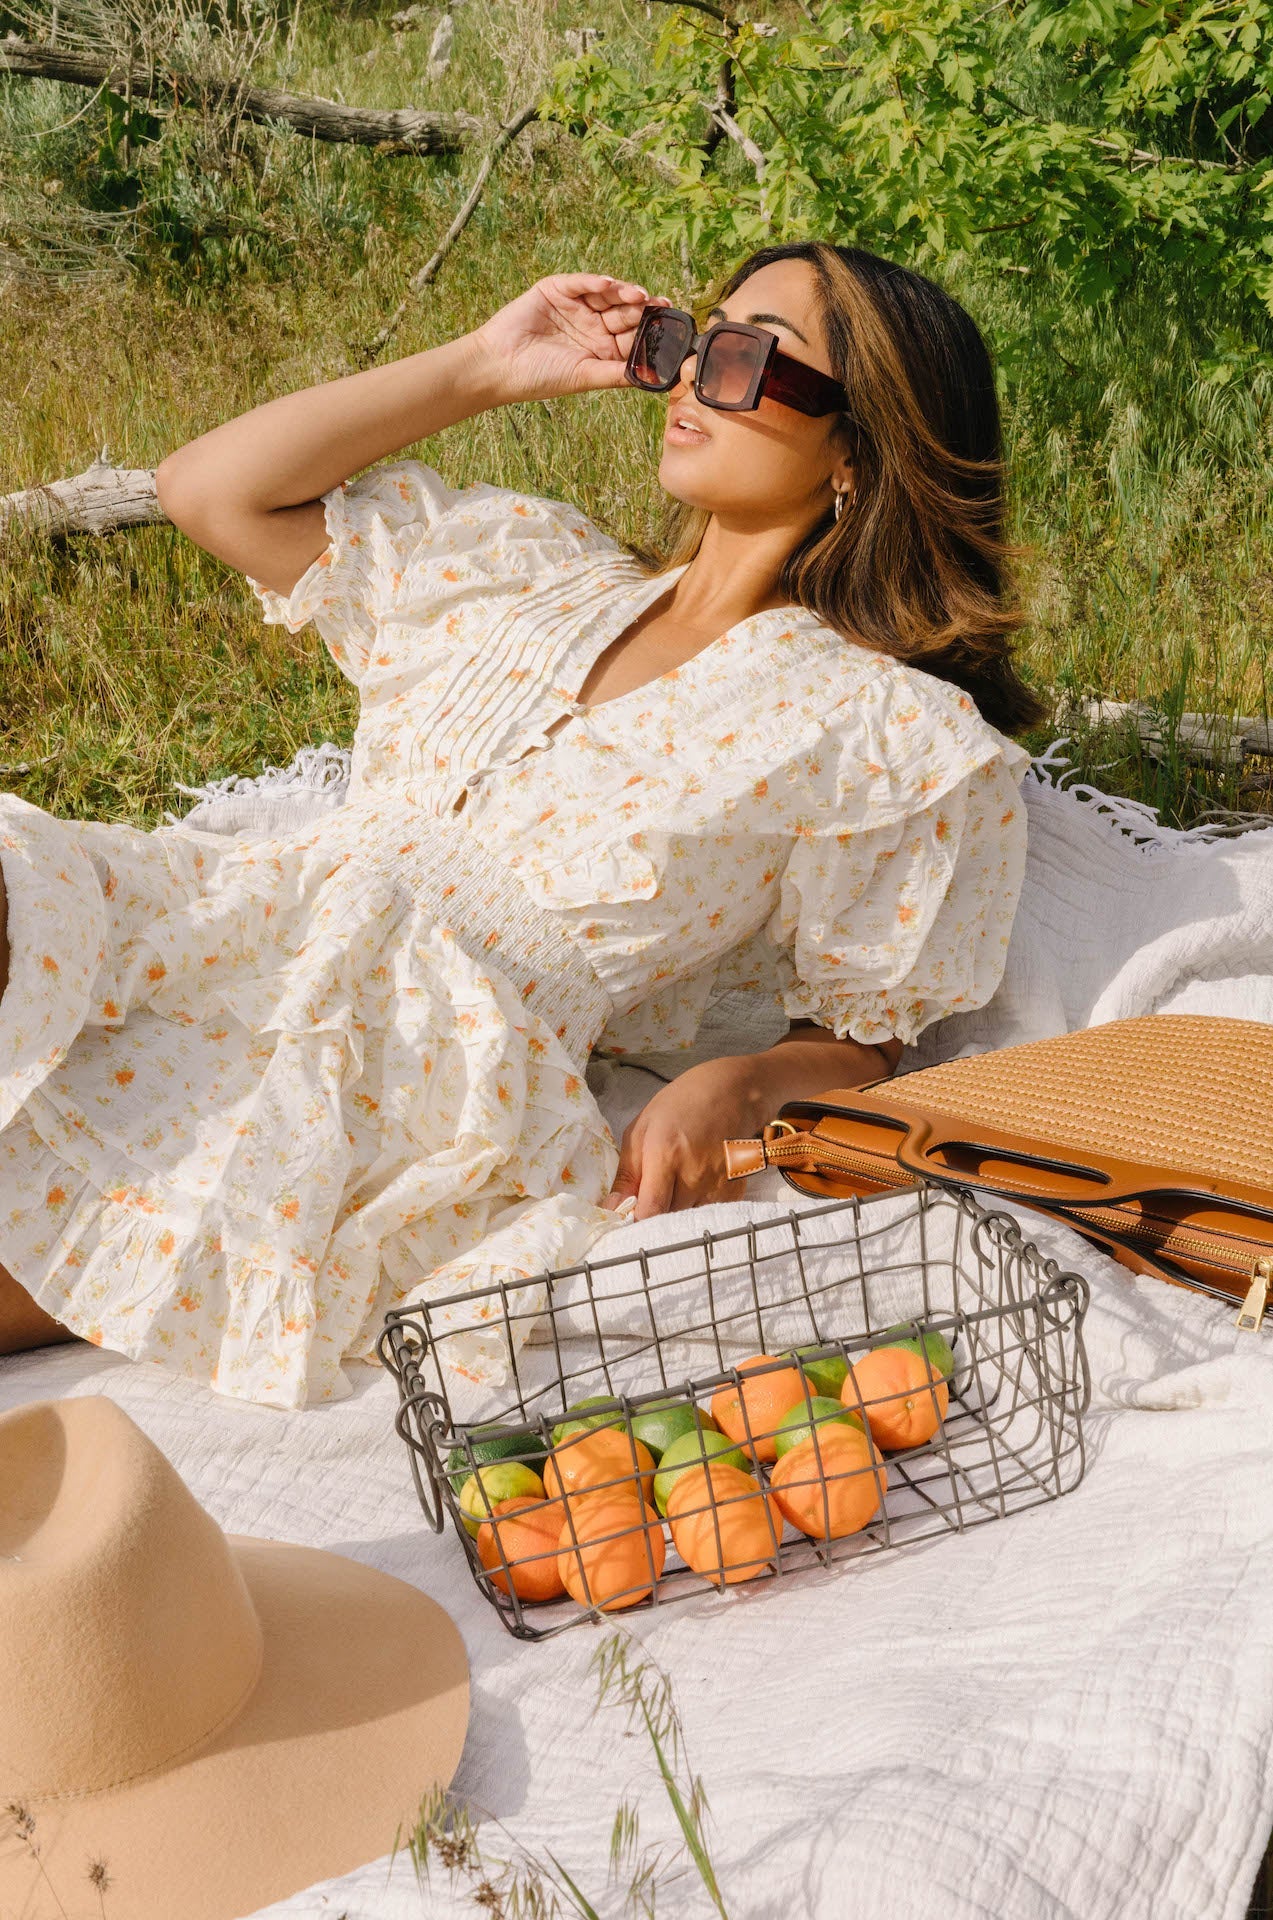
[470,273,672,407]
[601,1025,903,1221]
[601,1056,769,1220]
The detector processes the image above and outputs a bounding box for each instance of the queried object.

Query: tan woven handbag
[723,1014,1273,1329]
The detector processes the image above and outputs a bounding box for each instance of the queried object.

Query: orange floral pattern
[0,459,1028,1409]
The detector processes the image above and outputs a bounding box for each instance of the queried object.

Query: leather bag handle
[889,1111,1273,1224]
[780,1089,1273,1224]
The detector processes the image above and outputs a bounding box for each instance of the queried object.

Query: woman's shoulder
[781,627,1033,829]
[810,633,1029,768]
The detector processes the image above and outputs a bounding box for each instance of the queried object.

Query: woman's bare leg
[0,1265,75,1353]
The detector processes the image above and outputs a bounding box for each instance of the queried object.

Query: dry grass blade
[3,1802,74,1919]
[362,98,538,361]
[386,1631,738,1917]
[590,1635,731,1920]
[401,1781,592,1917]
[540,1851,604,1919]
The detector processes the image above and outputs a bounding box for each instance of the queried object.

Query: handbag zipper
[754,1133,918,1191]
[753,1133,1273,1328]
[1068,1208,1263,1273]
[1070,1208,1273,1318]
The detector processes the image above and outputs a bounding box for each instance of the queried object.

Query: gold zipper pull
[1235,1256,1273,1333]
[722,1119,800,1181]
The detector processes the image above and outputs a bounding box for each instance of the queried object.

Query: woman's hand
[469,273,673,407]
[601,1055,771,1220]
[601,1025,903,1221]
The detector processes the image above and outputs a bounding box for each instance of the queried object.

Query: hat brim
[1,1536,470,1920]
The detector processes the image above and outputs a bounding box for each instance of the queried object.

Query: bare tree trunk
[0,36,484,155]
[0,458,163,537]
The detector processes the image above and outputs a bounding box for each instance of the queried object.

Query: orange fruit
[476,1496,567,1603]
[557,1490,666,1612]
[769,1423,887,1540]
[665,1462,783,1589]
[711,1353,810,1463]
[841,1344,949,1451]
[543,1427,657,1506]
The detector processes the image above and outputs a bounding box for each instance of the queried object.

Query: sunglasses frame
[623,305,849,419]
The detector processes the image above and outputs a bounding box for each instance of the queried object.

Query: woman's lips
[665,418,711,446]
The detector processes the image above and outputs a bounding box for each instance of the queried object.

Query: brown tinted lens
[699,328,763,405]
[634,310,694,387]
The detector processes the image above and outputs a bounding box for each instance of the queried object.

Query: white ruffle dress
[0,460,1030,1408]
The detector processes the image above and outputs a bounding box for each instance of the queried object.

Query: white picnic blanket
[4,748,1271,1918]
[4,1207,1272,1920]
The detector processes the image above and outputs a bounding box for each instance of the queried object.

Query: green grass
[0,0,1270,827]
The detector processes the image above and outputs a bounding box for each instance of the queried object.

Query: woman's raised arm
[154,273,662,598]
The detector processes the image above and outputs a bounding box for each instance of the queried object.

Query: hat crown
[0,1398,264,1798]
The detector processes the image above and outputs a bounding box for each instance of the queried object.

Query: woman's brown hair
[636,240,1045,737]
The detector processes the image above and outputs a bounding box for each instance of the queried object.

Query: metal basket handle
[394,1389,451,1533]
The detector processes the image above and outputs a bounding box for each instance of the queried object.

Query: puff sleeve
[249,458,617,686]
[769,746,1029,1048]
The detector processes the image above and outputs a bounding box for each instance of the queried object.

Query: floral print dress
[0,460,1030,1409]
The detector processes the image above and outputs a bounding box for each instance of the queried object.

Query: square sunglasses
[623,304,849,418]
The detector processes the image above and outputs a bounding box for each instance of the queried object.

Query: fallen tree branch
[708,100,770,225]
[1080,697,1273,768]
[363,98,540,361]
[0,35,481,155]
[0,456,163,536]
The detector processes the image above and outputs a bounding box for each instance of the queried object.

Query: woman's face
[657,258,853,530]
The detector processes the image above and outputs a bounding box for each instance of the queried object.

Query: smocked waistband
[355,815,611,1062]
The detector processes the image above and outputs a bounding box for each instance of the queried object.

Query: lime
[457,1463,546,1537]
[653,1429,747,1516]
[772,1396,863,1460]
[445,1425,547,1495]
[790,1345,849,1400]
[629,1400,718,1464]
[550,1396,624,1446]
[880,1324,956,1379]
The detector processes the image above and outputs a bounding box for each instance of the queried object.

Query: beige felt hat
[0,1396,470,1920]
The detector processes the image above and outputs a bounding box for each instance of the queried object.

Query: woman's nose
[674,348,697,395]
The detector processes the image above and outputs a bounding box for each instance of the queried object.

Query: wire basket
[379,1186,1090,1640]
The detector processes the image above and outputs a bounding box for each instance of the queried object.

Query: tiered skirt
[0,792,618,1407]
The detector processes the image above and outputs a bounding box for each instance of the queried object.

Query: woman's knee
[0,1264,76,1354]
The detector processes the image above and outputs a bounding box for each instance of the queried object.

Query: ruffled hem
[0,794,107,1132]
[0,1083,617,1411]
[778,978,946,1049]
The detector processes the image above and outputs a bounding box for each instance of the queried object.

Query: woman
[0,241,1040,1408]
